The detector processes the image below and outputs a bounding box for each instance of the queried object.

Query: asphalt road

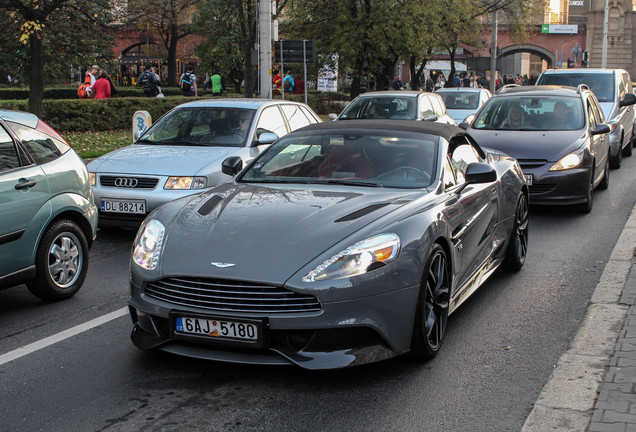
[2,156,636,432]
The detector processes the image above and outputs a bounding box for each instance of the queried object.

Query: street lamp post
[602,0,608,68]
[258,0,272,99]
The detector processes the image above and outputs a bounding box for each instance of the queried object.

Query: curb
[521,207,636,431]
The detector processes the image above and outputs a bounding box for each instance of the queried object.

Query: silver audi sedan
[87,99,321,228]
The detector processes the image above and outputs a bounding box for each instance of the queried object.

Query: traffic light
[567,58,573,68]
[582,51,589,68]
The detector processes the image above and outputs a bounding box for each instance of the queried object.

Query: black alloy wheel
[503,193,529,271]
[411,243,450,360]
[27,219,89,301]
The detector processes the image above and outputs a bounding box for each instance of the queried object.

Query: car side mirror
[591,124,611,135]
[620,92,636,107]
[222,156,243,176]
[328,113,338,121]
[133,130,141,141]
[422,114,439,122]
[254,132,278,146]
[458,122,469,130]
[465,162,497,184]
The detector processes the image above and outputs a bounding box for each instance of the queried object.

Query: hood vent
[198,195,223,216]
[335,203,390,223]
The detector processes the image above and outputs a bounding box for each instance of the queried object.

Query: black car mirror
[620,92,636,107]
[222,156,243,176]
[458,122,469,130]
[591,124,611,135]
[465,162,497,184]
[254,132,279,146]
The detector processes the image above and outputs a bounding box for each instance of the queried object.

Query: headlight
[164,176,207,190]
[302,233,400,282]
[132,219,165,270]
[549,150,584,171]
[89,172,95,186]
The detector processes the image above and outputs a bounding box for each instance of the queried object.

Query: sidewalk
[522,206,636,431]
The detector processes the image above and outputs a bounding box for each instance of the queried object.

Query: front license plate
[100,198,146,214]
[524,175,533,186]
[175,316,259,341]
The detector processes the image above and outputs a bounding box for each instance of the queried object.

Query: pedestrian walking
[211,70,222,96]
[92,70,111,99]
[179,66,197,97]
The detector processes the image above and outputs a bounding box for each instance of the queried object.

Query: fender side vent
[334,203,389,223]
[198,195,223,215]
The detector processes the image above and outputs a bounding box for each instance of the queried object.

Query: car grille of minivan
[145,277,322,314]
[100,176,159,189]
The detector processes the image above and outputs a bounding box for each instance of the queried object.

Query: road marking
[0,306,129,367]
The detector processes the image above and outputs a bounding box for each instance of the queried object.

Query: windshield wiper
[312,179,384,188]
[241,178,383,187]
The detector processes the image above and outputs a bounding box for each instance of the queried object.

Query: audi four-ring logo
[114,177,138,187]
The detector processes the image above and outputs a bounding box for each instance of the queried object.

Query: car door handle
[15,179,37,190]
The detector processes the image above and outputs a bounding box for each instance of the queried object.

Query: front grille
[100,176,159,189]
[518,159,548,169]
[145,277,322,314]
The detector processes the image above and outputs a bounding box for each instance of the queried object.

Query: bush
[0,96,201,132]
[0,90,351,132]
[0,86,187,100]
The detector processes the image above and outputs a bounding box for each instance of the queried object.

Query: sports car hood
[87,144,240,176]
[468,129,585,161]
[159,183,422,283]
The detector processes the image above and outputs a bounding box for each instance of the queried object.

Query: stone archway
[500,44,556,68]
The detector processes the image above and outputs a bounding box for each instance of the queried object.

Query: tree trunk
[28,33,44,117]
[167,25,179,87]
[446,49,457,88]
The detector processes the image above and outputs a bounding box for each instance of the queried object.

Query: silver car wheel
[48,231,83,288]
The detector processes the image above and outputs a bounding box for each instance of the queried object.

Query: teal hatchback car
[0,110,98,300]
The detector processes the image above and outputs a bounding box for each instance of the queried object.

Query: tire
[576,171,594,214]
[503,193,529,271]
[27,219,89,301]
[598,154,610,190]
[622,133,633,157]
[610,137,623,169]
[411,243,450,360]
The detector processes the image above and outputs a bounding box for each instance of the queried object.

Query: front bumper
[521,163,591,206]
[128,277,420,370]
[92,176,207,228]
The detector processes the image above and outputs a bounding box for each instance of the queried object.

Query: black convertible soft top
[298,119,469,143]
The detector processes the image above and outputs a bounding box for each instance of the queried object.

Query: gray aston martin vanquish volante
[128,120,529,369]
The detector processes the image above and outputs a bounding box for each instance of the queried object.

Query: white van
[536,68,636,168]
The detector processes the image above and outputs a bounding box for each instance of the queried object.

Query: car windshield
[439,91,479,109]
[538,73,615,102]
[339,97,417,120]
[241,129,438,189]
[472,96,584,131]
[138,108,255,147]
